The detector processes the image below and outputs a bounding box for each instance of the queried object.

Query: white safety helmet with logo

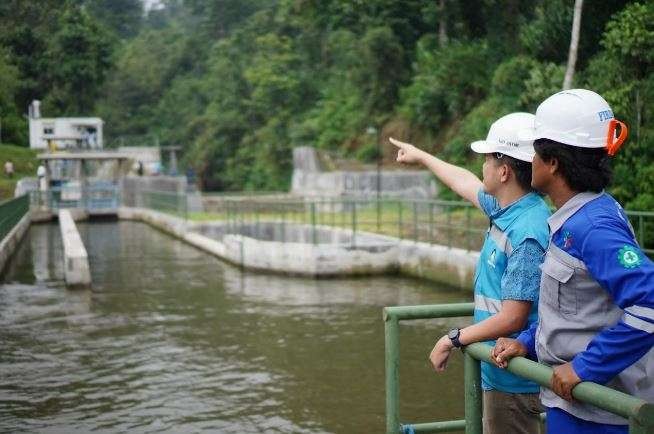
[519,88,628,156]
[470,112,537,162]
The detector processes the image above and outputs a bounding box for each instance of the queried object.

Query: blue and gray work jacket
[519,192,654,425]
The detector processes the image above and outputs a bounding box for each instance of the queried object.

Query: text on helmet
[598,110,614,122]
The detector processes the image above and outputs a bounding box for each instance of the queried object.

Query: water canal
[1,221,470,433]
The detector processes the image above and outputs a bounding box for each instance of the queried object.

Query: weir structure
[383,303,654,434]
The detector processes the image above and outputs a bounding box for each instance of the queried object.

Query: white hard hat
[519,89,628,154]
[470,112,537,162]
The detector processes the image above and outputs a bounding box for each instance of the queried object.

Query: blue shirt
[517,193,654,384]
[479,191,544,303]
[476,189,550,392]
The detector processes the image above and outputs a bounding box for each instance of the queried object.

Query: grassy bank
[0,144,38,200]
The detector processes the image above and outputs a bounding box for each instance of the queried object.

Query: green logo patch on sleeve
[618,245,642,269]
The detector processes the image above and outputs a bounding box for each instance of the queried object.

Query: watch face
[448,328,459,340]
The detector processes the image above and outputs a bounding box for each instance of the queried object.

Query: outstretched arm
[390,137,483,209]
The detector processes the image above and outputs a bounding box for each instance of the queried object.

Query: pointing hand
[389,137,425,165]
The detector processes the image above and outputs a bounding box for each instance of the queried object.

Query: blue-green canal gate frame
[384,303,654,434]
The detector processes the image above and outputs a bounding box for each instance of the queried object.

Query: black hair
[533,138,612,192]
[492,153,534,192]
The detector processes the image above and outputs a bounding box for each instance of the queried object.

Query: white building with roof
[28,100,104,150]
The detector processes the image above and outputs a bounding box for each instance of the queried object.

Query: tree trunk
[636,86,641,144]
[563,0,584,90]
[438,0,448,47]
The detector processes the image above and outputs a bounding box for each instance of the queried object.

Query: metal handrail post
[465,207,471,251]
[447,206,452,248]
[311,202,318,245]
[384,309,400,434]
[463,349,482,434]
[256,203,260,239]
[281,205,286,243]
[429,203,434,244]
[352,200,357,248]
[398,200,403,239]
[413,201,418,242]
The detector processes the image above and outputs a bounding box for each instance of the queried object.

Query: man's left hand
[429,334,454,372]
[551,362,581,401]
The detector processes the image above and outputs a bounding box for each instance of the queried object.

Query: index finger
[389,137,409,148]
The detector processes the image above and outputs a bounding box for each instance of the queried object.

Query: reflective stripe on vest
[624,305,654,322]
[623,312,654,333]
[488,224,513,256]
[474,293,502,314]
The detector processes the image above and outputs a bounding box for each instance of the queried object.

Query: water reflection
[0,221,471,433]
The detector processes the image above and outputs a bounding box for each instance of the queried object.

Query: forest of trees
[1,0,653,209]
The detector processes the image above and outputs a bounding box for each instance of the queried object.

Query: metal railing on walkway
[30,184,120,211]
[138,191,654,254]
[383,303,654,434]
[140,191,488,251]
[139,189,188,219]
[0,194,29,242]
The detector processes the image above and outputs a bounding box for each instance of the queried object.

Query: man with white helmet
[492,89,654,434]
[391,112,551,434]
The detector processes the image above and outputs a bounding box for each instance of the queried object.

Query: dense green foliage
[1,0,653,208]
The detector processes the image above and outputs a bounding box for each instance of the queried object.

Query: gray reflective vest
[536,192,654,424]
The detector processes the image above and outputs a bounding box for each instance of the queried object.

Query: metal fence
[30,184,120,211]
[139,191,489,250]
[0,194,29,242]
[138,191,654,254]
[138,189,188,218]
[383,303,654,434]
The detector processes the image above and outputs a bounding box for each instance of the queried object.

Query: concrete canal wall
[0,213,31,275]
[119,207,478,289]
[2,204,477,290]
[291,146,437,200]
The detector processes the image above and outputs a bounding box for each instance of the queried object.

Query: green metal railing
[139,189,188,219]
[630,210,654,255]
[384,303,654,434]
[30,185,120,211]
[138,192,654,254]
[0,194,29,242]
[141,192,488,251]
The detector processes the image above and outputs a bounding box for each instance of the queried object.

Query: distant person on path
[186,167,196,187]
[4,160,14,178]
[390,112,551,434]
[36,164,47,206]
[492,89,654,434]
[37,164,46,189]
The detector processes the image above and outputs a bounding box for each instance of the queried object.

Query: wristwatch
[448,328,463,348]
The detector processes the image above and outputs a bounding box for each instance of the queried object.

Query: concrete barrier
[396,240,478,289]
[4,203,477,290]
[119,206,479,289]
[0,213,31,274]
[58,209,91,288]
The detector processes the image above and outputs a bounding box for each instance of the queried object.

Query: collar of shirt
[547,191,604,236]
[490,192,546,231]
